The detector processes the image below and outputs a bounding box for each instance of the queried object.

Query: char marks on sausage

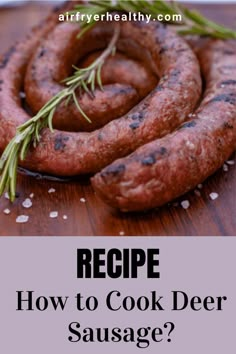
[92,40,236,211]
[0,20,201,177]
[25,22,158,132]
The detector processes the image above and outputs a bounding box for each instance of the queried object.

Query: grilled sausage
[91,40,236,211]
[25,22,158,131]
[0,20,201,176]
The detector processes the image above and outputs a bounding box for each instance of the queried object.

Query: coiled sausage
[0,21,201,176]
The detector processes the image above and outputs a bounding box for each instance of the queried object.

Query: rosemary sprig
[71,0,236,39]
[0,24,120,202]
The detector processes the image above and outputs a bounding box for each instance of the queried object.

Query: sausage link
[80,51,158,99]
[91,40,236,211]
[25,22,158,131]
[25,23,151,132]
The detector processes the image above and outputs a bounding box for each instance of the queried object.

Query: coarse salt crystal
[22,198,32,209]
[119,231,125,236]
[3,208,10,215]
[197,184,203,189]
[223,164,229,172]
[63,215,68,220]
[181,200,190,209]
[48,188,56,193]
[209,192,219,201]
[226,160,235,165]
[49,211,58,218]
[80,198,86,203]
[16,215,29,223]
[29,193,34,199]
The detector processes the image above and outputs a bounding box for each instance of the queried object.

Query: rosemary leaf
[72,92,91,123]
[9,155,17,202]
[96,63,104,91]
[48,106,56,133]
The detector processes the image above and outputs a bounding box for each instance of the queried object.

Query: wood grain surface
[0,1,235,236]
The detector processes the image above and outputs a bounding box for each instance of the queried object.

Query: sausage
[25,22,158,132]
[91,40,236,212]
[0,20,201,176]
[80,51,158,98]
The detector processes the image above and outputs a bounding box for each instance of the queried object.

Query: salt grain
[209,192,219,201]
[223,164,229,172]
[63,215,68,220]
[80,198,86,203]
[226,160,235,166]
[29,193,34,199]
[119,231,125,236]
[197,184,203,189]
[16,215,29,223]
[49,211,58,218]
[48,188,56,193]
[3,208,10,215]
[22,198,32,209]
[181,200,190,209]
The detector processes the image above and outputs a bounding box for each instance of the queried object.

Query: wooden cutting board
[0,2,235,236]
